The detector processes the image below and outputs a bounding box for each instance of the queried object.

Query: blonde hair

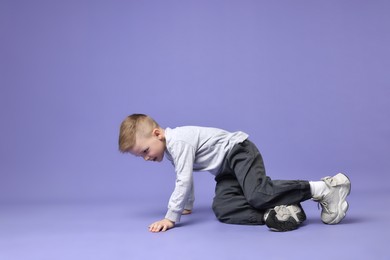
[118,114,160,153]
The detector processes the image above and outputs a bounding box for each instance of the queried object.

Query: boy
[119,114,351,232]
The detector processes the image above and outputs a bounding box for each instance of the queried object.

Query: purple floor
[1,182,388,260]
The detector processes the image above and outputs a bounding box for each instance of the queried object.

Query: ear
[152,128,163,139]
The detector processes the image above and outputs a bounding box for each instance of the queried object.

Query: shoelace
[313,196,332,214]
[318,200,332,214]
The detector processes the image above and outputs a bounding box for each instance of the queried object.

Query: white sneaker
[313,173,351,224]
[264,204,306,232]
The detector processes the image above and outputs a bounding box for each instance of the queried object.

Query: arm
[148,179,193,232]
[184,180,195,214]
[165,141,195,223]
[149,141,195,232]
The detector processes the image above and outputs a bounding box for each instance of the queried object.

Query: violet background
[1,0,389,203]
[0,1,389,259]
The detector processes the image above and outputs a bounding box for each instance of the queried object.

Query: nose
[143,156,150,161]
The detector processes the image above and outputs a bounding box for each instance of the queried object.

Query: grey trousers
[212,140,312,225]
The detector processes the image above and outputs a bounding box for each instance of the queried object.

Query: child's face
[130,129,165,162]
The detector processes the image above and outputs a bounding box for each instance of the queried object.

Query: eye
[143,148,149,154]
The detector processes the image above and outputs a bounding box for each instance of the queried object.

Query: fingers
[149,223,166,232]
[148,219,174,233]
[148,222,162,232]
[149,224,162,232]
[161,225,168,232]
[148,222,163,232]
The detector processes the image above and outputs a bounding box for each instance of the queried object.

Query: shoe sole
[265,205,306,232]
[325,173,351,225]
[265,210,300,232]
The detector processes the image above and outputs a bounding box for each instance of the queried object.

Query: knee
[212,208,232,224]
[212,200,227,222]
[212,200,237,224]
[212,200,264,225]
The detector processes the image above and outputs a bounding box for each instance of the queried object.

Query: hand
[148,218,175,233]
[182,209,192,215]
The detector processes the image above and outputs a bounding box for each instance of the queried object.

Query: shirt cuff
[165,210,181,223]
[184,200,194,211]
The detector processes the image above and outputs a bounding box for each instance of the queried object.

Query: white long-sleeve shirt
[164,126,248,223]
